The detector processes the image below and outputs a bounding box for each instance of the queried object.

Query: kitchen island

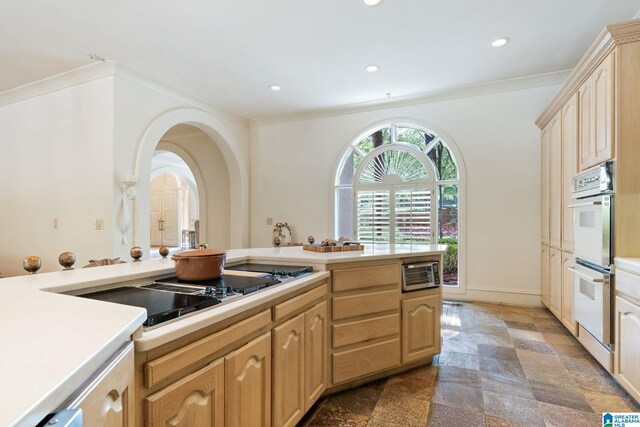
[0,244,445,427]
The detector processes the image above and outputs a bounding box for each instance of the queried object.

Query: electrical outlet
[53,218,58,229]
[95,219,104,230]
[266,217,273,226]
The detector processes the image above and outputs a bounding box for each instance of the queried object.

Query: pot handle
[171,256,189,262]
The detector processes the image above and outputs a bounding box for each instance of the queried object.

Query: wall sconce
[122,174,137,200]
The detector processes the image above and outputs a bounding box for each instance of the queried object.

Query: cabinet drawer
[333,289,398,321]
[145,310,271,388]
[333,264,400,292]
[332,313,399,348]
[616,269,640,303]
[332,338,400,384]
[273,283,327,321]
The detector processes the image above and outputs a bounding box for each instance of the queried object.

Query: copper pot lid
[172,249,226,258]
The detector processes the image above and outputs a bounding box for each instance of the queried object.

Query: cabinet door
[593,52,615,165]
[145,358,224,427]
[541,126,551,244]
[226,332,271,427]
[541,245,550,307]
[549,248,562,319]
[615,296,640,402]
[561,252,578,335]
[561,93,578,252]
[72,343,134,427]
[579,79,594,170]
[304,301,327,411]
[549,112,563,249]
[272,314,305,427]
[401,294,440,364]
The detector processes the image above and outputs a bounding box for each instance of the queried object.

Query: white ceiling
[1,1,639,119]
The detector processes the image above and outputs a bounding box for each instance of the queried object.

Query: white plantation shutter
[352,145,437,245]
[394,189,432,244]
[356,190,390,244]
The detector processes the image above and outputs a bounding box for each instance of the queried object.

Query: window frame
[333,120,465,291]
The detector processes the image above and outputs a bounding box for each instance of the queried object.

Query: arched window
[335,122,461,285]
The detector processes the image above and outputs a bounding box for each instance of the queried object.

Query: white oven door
[570,263,611,345]
[569,195,611,267]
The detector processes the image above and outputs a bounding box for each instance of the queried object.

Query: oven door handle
[566,201,602,208]
[567,266,604,283]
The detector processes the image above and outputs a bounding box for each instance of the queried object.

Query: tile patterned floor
[299,301,640,427]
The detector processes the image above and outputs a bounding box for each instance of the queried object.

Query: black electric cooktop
[79,286,220,327]
[226,263,313,276]
[79,265,313,328]
[155,274,281,294]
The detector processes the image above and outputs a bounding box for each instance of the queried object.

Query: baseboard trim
[444,287,543,307]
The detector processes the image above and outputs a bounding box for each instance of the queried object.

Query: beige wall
[0,77,115,276]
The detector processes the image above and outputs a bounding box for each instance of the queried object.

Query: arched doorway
[150,150,200,251]
[133,108,249,257]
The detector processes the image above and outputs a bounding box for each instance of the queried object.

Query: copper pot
[171,248,226,281]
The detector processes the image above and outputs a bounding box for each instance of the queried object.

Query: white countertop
[615,257,640,276]
[225,244,447,265]
[0,244,443,426]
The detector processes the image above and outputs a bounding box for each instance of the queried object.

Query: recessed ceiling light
[366,65,379,73]
[364,0,381,6]
[490,37,510,48]
[269,85,281,92]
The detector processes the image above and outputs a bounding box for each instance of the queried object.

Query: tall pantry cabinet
[539,103,577,335]
[537,19,640,396]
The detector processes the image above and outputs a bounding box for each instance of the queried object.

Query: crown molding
[0,61,116,108]
[250,70,570,128]
[536,19,640,128]
[0,61,248,127]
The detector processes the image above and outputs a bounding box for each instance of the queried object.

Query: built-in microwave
[402,262,440,292]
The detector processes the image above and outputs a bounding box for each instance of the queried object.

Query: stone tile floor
[299,301,640,426]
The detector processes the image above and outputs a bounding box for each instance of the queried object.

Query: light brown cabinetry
[541,126,550,245]
[548,113,563,249]
[332,289,398,320]
[332,313,399,348]
[304,301,327,411]
[272,300,328,427]
[560,251,578,335]
[401,294,440,363]
[579,52,615,171]
[561,93,578,251]
[145,359,225,427]
[330,263,403,386]
[332,264,400,292]
[592,52,615,167]
[332,338,400,384]
[541,245,550,307]
[273,315,305,427]
[615,295,640,402]
[578,76,593,169]
[71,343,135,427]
[548,248,562,318]
[226,332,272,427]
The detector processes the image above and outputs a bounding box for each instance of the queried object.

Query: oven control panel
[572,161,614,198]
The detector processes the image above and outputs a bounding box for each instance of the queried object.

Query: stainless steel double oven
[568,161,614,347]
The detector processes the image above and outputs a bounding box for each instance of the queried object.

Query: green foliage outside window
[438,236,458,276]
